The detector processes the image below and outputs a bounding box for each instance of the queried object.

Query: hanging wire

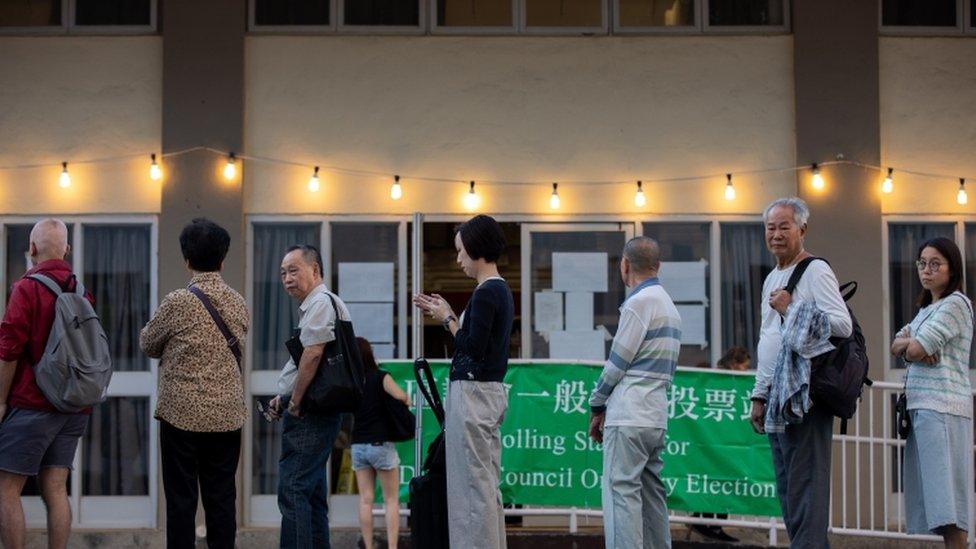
[0,147,971,188]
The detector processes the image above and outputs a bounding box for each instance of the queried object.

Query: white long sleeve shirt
[751,259,853,401]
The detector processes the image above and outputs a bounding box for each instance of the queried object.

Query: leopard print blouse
[140,272,249,432]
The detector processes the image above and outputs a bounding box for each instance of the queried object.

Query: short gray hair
[762,197,810,227]
[623,236,661,273]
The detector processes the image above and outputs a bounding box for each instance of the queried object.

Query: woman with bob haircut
[891,236,973,548]
[413,214,515,549]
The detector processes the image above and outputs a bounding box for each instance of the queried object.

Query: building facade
[1,0,975,537]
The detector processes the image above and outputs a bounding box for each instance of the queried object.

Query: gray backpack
[28,274,113,413]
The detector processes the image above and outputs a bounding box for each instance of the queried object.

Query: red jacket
[0,259,94,414]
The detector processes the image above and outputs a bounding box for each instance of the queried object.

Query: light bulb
[724,173,736,201]
[390,175,403,200]
[881,168,893,194]
[59,162,71,188]
[308,166,320,192]
[811,164,824,190]
[958,178,968,206]
[634,181,646,207]
[149,154,162,181]
[223,153,237,180]
[463,181,479,210]
[549,183,560,209]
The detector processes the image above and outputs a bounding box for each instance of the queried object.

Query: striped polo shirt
[589,277,682,429]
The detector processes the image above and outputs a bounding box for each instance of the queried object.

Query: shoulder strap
[188,285,242,370]
[784,256,825,295]
[28,273,64,296]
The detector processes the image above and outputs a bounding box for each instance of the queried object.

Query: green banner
[378,360,780,517]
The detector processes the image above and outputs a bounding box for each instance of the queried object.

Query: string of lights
[1,147,971,208]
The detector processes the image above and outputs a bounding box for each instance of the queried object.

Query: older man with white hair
[0,219,93,549]
[749,198,852,548]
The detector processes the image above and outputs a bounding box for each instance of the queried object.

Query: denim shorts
[351,442,399,471]
[0,408,89,476]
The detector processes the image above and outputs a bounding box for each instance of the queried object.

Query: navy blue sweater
[450,279,514,383]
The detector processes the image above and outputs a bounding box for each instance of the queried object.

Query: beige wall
[244,35,797,215]
[0,37,162,215]
[880,37,976,215]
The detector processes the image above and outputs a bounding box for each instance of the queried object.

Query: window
[0,0,62,27]
[251,223,321,371]
[887,223,956,369]
[882,0,957,27]
[617,0,695,29]
[617,0,786,32]
[436,0,514,28]
[643,222,711,367]
[0,218,157,528]
[343,0,420,26]
[253,0,330,26]
[880,0,976,33]
[0,0,155,32]
[74,0,151,26]
[720,222,772,359]
[707,0,784,27]
[421,221,521,359]
[524,0,605,30]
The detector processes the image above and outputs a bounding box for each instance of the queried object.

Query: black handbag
[381,371,416,442]
[895,391,911,438]
[285,294,366,415]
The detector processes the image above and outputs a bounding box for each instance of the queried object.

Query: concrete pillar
[160,0,246,296]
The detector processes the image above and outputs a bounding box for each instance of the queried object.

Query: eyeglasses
[915,260,945,272]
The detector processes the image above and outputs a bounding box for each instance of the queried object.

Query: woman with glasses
[890,237,973,548]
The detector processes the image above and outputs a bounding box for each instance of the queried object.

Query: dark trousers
[768,405,834,549]
[160,420,242,549]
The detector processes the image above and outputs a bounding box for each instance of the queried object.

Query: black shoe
[708,527,739,543]
[691,524,716,538]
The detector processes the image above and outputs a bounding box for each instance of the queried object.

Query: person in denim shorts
[350,338,409,549]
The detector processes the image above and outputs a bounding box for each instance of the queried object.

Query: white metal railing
[372,381,976,547]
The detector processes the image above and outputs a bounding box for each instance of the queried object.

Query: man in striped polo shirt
[588,236,683,549]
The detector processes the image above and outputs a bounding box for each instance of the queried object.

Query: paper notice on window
[338,262,395,302]
[565,292,594,331]
[549,330,606,361]
[675,304,707,348]
[371,343,396,359]
[659,260,708,303]
[552,252,608,292]
[533,291,563,333]
[346,303,394,343]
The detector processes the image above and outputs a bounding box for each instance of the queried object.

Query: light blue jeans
[602,425,670,549]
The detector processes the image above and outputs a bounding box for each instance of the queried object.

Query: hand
[588,412,605,444]
[769,289,792,316]
[750,400,766,434]
[922,353,940,365]
[413,293,455,323]
[287,397,303,418]
[266,396,283,421]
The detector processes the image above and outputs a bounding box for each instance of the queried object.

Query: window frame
[882,215,976,384]
[0,0,157,36]
[247,0,427,34]
[0,215,158,529]
[879,0,968,36]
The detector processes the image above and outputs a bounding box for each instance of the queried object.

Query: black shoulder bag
[286,294,366,415]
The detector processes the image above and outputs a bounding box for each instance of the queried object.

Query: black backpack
[785,257,871,433]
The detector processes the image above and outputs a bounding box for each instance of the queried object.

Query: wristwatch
[442,315,457,331]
